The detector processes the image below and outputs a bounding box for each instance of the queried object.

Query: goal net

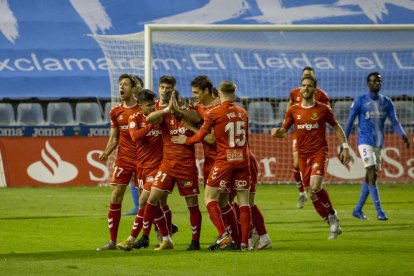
[92,25,414,184]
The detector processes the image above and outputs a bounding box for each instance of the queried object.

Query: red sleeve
[325,105,338,127]
[128,115,153,142]
[288,89,295,102]
[317,89,330,105]
[185,116,213,144]
[110,108,118,128]
[281,107,294,130]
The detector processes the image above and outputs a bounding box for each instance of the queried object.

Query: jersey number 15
[225,121,246,148]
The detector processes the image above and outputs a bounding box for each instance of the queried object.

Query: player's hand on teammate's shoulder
[171,134,187,144]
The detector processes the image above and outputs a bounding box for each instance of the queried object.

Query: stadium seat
[104,102,113,123]
[333,100,353,126]
[16,103,45,125]
[75,102,105,125]
[0,103,15,125]
[248,101,277,133]
[275,101,289,125]
[391,100,414,134]
[46,102,75,125]
[393,100,414,125]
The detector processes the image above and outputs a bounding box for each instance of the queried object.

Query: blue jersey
[344,93,405,148]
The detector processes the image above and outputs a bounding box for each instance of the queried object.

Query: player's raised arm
[146,90,175,125]
[171,91,201,124]
[183,119,215,145]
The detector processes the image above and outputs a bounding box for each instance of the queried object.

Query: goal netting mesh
[92,25,414,184]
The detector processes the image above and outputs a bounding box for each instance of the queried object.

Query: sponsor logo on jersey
[147,129,162,137]
[311,112,319,120]
[364,110,386,119]
[129,121,136,128]
[169,126,187,135]
[27,141,78,184]
[120,125,129,130]
[297,122,319,130]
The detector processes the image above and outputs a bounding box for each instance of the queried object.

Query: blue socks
[367,184,384,215]
[354,182,369,213]
[130,183,139,211]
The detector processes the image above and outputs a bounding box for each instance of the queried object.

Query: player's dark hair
[301,74,317,88]
[302,66,314,73]
[133,75,144,88]
[191,75,213,95]
[137,89,156,104]
[159,75,176,87]
[367,72,381,83]
[119,74,137,87]
[212,87,219,97]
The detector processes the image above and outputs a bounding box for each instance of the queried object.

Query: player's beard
[301,90,315,100]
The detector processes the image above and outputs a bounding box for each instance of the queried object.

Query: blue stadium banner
[1,0,414,99]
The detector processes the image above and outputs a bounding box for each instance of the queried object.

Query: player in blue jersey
[344,72,410,221]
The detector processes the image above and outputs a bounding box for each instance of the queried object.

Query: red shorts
[110,160,136,185]
[207,165,251,192]
[135,167,159,192]
[152,169,199,197]
[298,153,328,188]
[203,156,215,185]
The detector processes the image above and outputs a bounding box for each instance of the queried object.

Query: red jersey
[195,102,217,161]
[109,103,140,162]
[159,112,196,179]
[155,99,167,111]
[128,111,163,169]
[187,101,250,169]
[289,87,330,105]
[282,102,338,158]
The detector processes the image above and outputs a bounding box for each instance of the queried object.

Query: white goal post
[93,24,414,183]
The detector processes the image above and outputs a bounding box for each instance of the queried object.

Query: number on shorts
[112,166,124,178]
[155,171,167,183]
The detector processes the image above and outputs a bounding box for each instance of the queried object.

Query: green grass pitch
[1,184,413,275]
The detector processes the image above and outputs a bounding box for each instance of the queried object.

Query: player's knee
[186,195,199,207]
